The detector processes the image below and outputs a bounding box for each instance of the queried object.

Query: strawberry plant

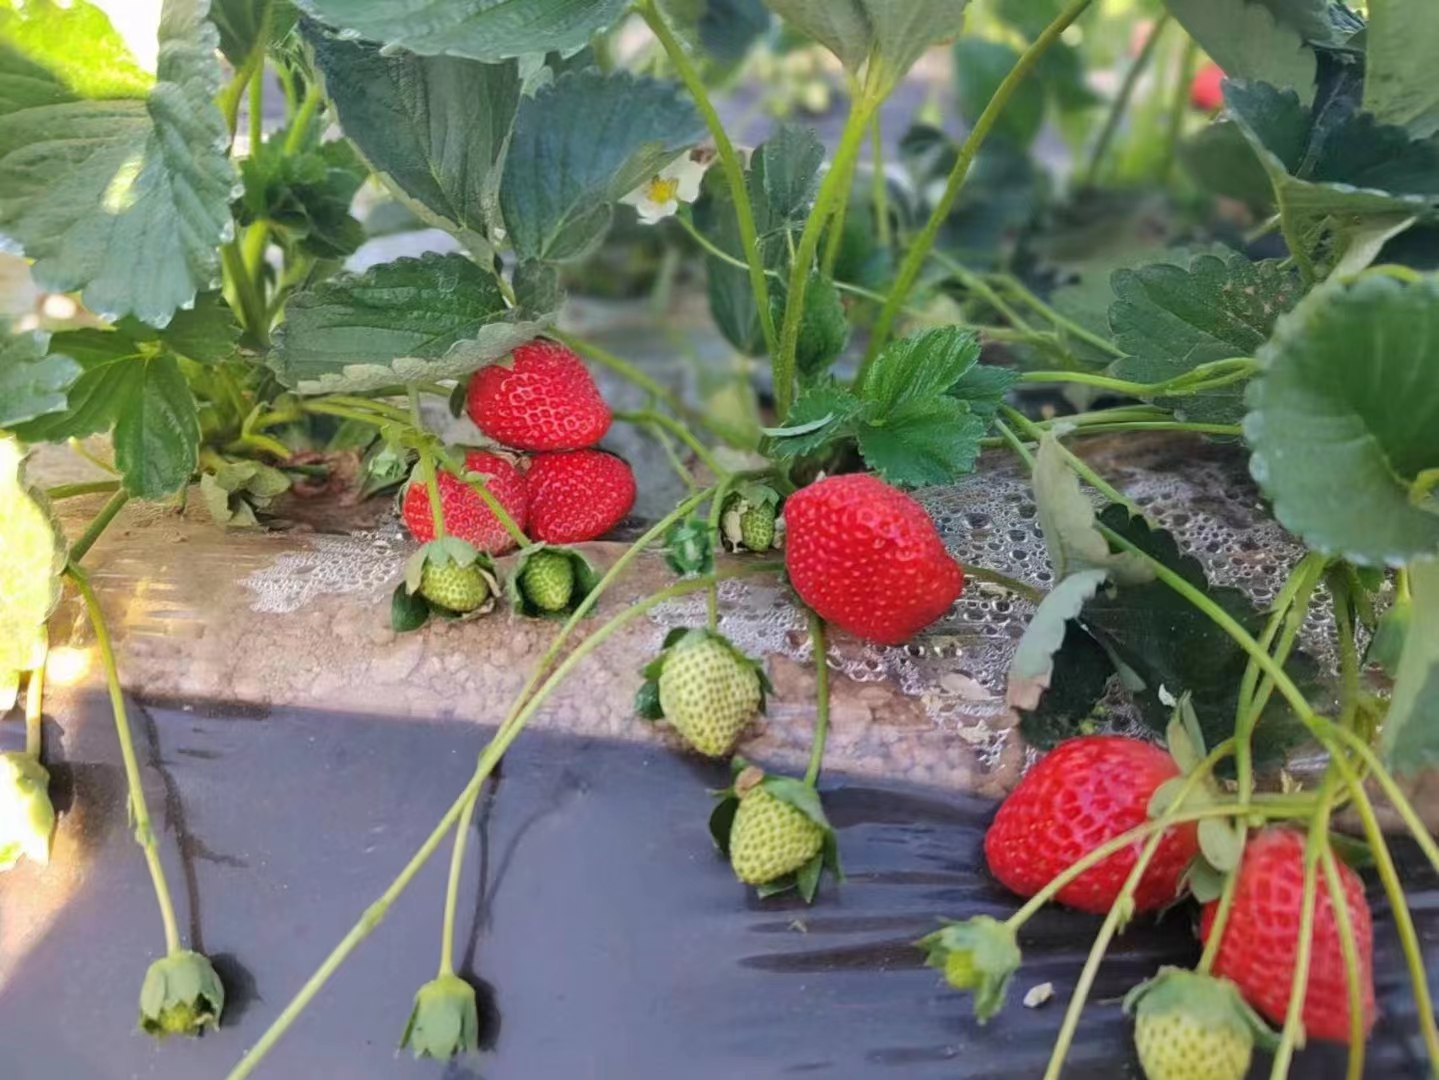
[1,0,1438,1077]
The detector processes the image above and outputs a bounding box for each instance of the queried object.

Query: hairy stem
[1159,37,1199,183]
[615,410,727,480]
[803,613,830,788]
[45,480,122,501]
[223,562,779,1080]
[637,0,776,356]
[1320,844,1367,1080]
[71,569,183,956]
[871,113,891,251]
[1077,13,1169,187]
[860,0,1095,375]
[931,253,1035,334]
[24,636,46,759]
[68,490,130,564]
[438,787,479,977]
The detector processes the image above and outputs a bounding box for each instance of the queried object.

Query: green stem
[776,86,882,416]
[1066,421,1244,437]
[1041,741,1232,1080]
[223,562,778,1080]
[1019,370,1151,395]
[1001,407,1137,510]
[1159,37,1199,184]
[1320,844,1367,1080]
[218,30,267,138]
[705,474,736,630]
[409,388,448,540]
[1197,857,1242,973]
[803,613,830,788]
[1324,746,1439,1071]
[1035,406,1170,428]
[248,57,263,158]
[993,276,1126,358]
[1268,776,1336,1078]
[1077,13,1169,188]
[284,84,324,155]
[437,787,479,977]
[221,242,269,345]
[44,480,122,501]
[931,253,1035,334]
[860,0,1095,377]
[637,0,776,357]
[962,564,1043,604]
[992,418,1035,470]
[614,410,727,480]
[1330,571,1361,729]
[68,437,119,475]
[326,395,412,423]
[870,113,891,251]
[438,453,530,549]
[1320,722,1439,877]
[70,569,183,956]
[24,637,46,759]
[68,490,131,565]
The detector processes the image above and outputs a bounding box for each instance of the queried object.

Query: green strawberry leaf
[692,174,772,356]
[1007,568,1110,712]
[1078,505,1316,764]
[1379,557,1439,775]
[235,133,367,260]
[772,274,848,381]
[762,382,864,459]
[1364,0,1439,137]
[948,363,1019,420]
[1108,254,1303,425]
[1016,625,1115,749]
[295,0,627,61]
[270,253,552,395]
[1247,273,1439,566]
[308,25,519,250]
[391,581,431,633]
[0,0,152,99]
[1367,598,1410,676]
[138,292,242,365]
[955,38,1044,149]
[855,326,981,415]
[657,0,771,66]
[499,70,703,262]
[748,122,824,231]
[854,397,986,488]
[0,0,238,326]
[1225,80,1439,274]
[663,517,714,579]
[1032,434,1151,582]
[1163,0,1317,103]
[766,0,970,83]
[210,0,298,66]
[0,331,80,428]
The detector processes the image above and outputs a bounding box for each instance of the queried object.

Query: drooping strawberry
[646,629,766,758]
[466,340,611,451]
[401,451,528,554]
[984,736,1198,915]
[1190,61,1225,112]
[1125,968,1275,1080]
[783,472,963,645]
[525,450,636,544]
[1199,827,1375,1042]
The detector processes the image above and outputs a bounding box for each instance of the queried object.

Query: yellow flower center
[646,176,680,203]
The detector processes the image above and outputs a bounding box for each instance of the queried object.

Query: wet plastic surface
[2,697,1436,1079]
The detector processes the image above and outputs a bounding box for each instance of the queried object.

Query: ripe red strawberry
[1200,827,1375,1042]
[783,473,963,645]
[401,451,529,555]
[466,340,611,451]
[984,736,1198,915]
[1190,61,1225,112]
[526,450,636,544]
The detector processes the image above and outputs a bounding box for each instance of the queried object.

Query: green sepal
[1367,596,1410,677]
[505,544,600,619]
[916,915,1022,1022]
[721,482,782,552]
[663,516,713,578]
[1183,856,1227,903]
[751,774,841,903]
[1124,967,1278,1054]
[0,751,54,871]
[634,680,664,721]
[1329,831,1374,869]
[391,582,432,634]
[138,951,225,1039]
[399,973,480,1061]
[709,792,740,857]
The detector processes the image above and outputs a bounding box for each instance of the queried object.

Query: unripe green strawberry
[728,769,825,885]
[721,483,781,553]
[656,632,763,757]
[420,562,489,613]
[519,549,574,612]
[1125,969,1274,1080]
[740,502,776,551]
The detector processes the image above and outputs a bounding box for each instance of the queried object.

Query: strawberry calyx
[708,758,842,903]
[634,628,773,722]
[394,538,500,626]
[663,516,714,577]
[505,544,600,619]
[916,915,1022,1023]
[1125,967,1278,1054]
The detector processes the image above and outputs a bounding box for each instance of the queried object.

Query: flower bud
[138,950,225,1038]
[400,974,480,1060]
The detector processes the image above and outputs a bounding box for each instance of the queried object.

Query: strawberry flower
[620,150,711,224]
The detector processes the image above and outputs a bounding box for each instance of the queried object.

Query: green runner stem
[803,613,830,788]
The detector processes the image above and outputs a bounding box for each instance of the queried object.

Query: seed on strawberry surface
[526,450,636,544]
[466,340,610,451]
[1125,968,1275,1080]
[983,735,1198,914]
[401,451,528,555]
[652,630,765,758]
[784,472,962,645]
